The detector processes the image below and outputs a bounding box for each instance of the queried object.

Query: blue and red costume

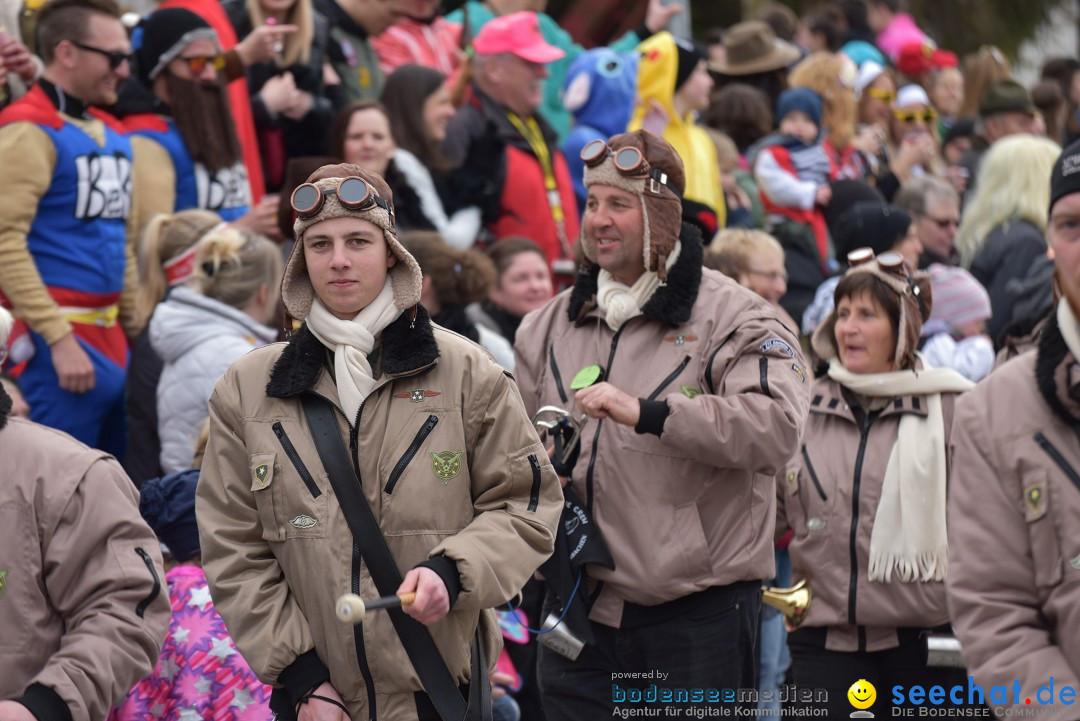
[0,84,132,455]
[125,114,250,221]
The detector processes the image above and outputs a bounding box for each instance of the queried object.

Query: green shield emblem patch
[431,451,463,483]
[0,569,7,600]
[255,464,269,482]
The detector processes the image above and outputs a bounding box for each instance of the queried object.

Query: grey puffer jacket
[150,286,277,472]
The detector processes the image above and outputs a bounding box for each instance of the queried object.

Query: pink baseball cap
[472,11,565,64]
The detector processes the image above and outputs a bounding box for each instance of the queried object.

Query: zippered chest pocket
[385,415,439,494]
[264,422,329,539]
[380,411,473,533]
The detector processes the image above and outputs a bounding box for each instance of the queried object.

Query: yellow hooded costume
[629,32,725,232]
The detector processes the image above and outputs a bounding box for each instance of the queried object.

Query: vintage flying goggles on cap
[291,176,395,226]
[580,138,680,197]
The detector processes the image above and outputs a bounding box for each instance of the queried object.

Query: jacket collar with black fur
[568,222,704,327]
[0,382,10,432]
[1036,308,1080,430]
[266,305,440,399]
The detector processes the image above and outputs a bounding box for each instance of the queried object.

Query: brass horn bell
[761,578,812,631]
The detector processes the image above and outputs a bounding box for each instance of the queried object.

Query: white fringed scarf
[306,279,402,423]
[827,357,974,583]
[596,242,681,331]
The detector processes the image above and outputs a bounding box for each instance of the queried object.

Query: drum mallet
[336,592,416,624]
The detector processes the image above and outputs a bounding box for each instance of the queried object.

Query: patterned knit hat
[281,163,423,319]
[812,249,934,370]
[581,130,684,281]
[922,264,991,336]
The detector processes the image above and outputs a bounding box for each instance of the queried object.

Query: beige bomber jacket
[947,311,1080,713]
[196,306,561,720]
[514,227,811,627]
[0,402,169,721]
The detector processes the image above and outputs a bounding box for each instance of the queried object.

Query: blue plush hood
[562,48,639,137]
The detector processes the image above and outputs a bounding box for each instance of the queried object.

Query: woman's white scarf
[1058,300,1080,362]
[306,279,402,423]
[596,243,681,331]
[827,356,974,583]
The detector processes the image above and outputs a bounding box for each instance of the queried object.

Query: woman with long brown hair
[382,64,482,249]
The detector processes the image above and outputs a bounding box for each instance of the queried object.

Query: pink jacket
[108,566,273,721]
[371,17,462,81]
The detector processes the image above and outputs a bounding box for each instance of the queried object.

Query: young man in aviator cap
[196,162,561,720]
[947,139,1080,713]
[515,130,810,719]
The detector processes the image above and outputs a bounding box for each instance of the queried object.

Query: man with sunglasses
[515,130,811,719]
[113,8,256,224]
[0,0,161,453]
[894,175,961,268]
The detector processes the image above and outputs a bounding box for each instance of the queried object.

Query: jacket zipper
[849,412,875,632]
[801,445,828,502]
[1035,432,1080,493]
[385,415,439,494]
[134,547,161,619]
[350,539,376,721]
[585,326,624,515]
[349,402,378,721]
[648,356,691,400]
[704,346,722,395]
[527,454,542,512]
[273,422,322,498]
[549,345,568,404]
[703,330,737,395]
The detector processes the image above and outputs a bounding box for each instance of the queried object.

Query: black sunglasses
[71,41,132,70]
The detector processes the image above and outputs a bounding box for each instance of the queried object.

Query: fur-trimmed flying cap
[811,249,934,371]
[581,130,685,281]
[282,163,423,319]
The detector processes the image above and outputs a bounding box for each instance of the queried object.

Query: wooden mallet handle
[336,592,417,624]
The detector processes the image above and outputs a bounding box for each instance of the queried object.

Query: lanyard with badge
[505,112,575,273]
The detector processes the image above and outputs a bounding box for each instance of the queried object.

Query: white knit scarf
[827,357,974,583]
[1058,300,1080,362]
[306,279,402,423]
[596,242,681,331]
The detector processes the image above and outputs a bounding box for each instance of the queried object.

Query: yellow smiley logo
[848,679,877,711]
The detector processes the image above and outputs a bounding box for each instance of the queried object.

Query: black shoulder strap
[301,394,481,721]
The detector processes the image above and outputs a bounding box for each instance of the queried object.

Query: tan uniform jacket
[947,311,1080,712]
[514,227,811,627]
[776,375,960,652]
[196,308,561,720]
[0,405,170,721]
